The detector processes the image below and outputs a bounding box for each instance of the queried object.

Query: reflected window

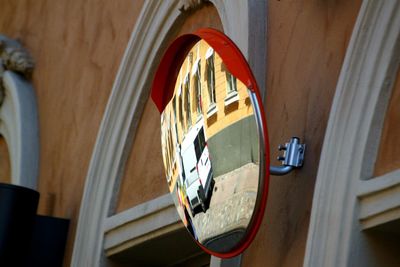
[226,72,237,94]
[168,124,174,165]
[167,114,174,182]
[172,96,178,137]
[193,60,202,116]
[184,74,191,132]
[225,72,239,106]
[206,49,217,117]
[194,127,206,161]
[178,85,184,135]
[172,96,177,125]
[161,114,172,183]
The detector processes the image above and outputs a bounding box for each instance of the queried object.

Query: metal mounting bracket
[270,137,305,176]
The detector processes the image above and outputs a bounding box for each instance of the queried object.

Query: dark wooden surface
[0,1,144,264]
[242,1,361,267]
[0,137,11,184]
[374,68,400,177]
[115,3,223,212]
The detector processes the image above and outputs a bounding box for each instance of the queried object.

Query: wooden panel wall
[0,0,144,265]
[241,1,361,267]
[116,3,223,212]
[0,0,363,266]
[374,67,400,176]
[0,137,11,183]
[116,1,361,266]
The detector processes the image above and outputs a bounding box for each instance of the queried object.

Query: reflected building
[161,40,260,251]
[2,1,393,267]
[162,40,258,189]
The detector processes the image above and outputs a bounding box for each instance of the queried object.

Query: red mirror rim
[150,28,270,258]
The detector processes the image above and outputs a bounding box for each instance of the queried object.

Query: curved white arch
[72,1,266,266]
[304,1,400,266]
[0,70,39,189]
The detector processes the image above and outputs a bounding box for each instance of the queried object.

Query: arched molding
[72,0,266,266]
[304,1,400,266]
[178,0,209,12]
[0,35,38,190]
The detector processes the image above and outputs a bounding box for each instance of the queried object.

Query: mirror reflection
[161,39,260,252]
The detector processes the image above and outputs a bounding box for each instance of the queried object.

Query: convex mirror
[151,29,269,258]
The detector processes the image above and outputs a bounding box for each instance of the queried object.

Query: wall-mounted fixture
[270,137,306,175]
[150,28,306,258]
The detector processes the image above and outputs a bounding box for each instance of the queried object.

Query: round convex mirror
[151,29,269,258]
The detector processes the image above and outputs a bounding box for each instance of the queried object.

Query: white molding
[103,194,181,256]
[211,0,249,58]
[71,2,182,266]
[179,0,209,12]
[0,71,39,189]
[72,0,267,266]
[224,90,239,106]
[304,1,400,266]
[210,254,242,267]
[357,170,400,229]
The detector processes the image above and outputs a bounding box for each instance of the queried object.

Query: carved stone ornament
[0,35,34,104]
[178,0,209,12]
[0,34,38,190]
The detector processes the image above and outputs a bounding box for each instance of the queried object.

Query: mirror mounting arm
[269,137,305,176]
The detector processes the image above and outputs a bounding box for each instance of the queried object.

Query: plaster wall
[0,136,10,183]
[242,1,361,266]
[0,0,144,264]
[0,0,364,265]
[116,3,223,212]
[374,67,400,176]
[115,1,362,266]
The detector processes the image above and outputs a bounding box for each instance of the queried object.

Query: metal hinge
[270,137,305,176]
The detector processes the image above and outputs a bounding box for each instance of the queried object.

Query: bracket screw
[277,156,285,161]
[278,144,286,151]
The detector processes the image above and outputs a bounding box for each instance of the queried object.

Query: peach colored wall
[161,40,253,192]
[115,1,361,266]
[0,0,144,264]
[115,98,168,212]
[374,67,400,176]
[241,1,361,267]
[168,41,252,140]
[0,0,364,265]
[0,137,10,183]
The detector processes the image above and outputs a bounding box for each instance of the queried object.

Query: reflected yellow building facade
[161,40,255,192]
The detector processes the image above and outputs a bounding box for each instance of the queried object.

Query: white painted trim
[103,194,181,256]
[72,0,267,266]
[357,169,400,197]
[210,254,242,267]
[0,71,39,189]
[304,1,400,266]
[224,90,239,106]
[206,103,218,118]
[205,47,214,59]
[191,58,201,76]
[357,170,400,229]
[72,2,182,265]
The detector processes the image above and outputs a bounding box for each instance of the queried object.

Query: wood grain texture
[0,136,11,183]
[0,0,144,265]
[115,3,223,212]
[0,0,364,265]
[241,1,361,267]
[374,68,400,177]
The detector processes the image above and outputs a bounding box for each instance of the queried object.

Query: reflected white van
[180,119,214,216]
